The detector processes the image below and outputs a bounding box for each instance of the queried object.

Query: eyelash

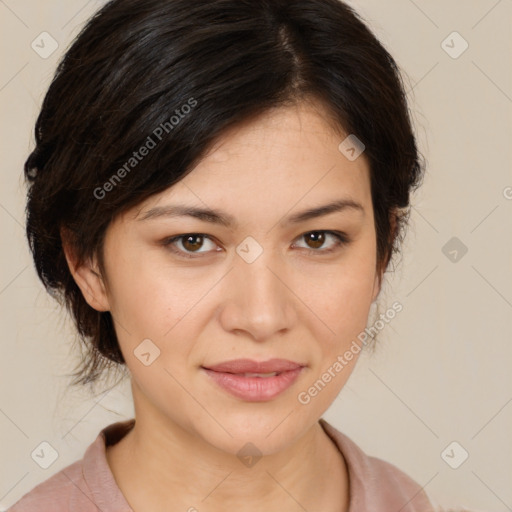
[161,230,350,259]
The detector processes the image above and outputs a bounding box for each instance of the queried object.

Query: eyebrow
[137,198,364,228]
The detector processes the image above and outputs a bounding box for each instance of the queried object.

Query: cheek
[102,243,186,334]
[103,249,219,377]
[295,257,375,411]
[104,260,163,335]
[304,246,376,343]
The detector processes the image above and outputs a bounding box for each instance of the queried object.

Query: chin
[192,407,315,457]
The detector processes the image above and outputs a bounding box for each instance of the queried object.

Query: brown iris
[181,234,205,252]
[304,231,325,249]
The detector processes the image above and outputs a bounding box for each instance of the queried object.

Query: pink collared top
[8,417,436,511]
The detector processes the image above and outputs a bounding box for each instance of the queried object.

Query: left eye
[162,230,349,259]
[293,231,349,253]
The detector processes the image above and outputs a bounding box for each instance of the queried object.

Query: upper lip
[202,358,304,374]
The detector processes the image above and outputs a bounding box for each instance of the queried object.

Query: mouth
[201,358,305,402]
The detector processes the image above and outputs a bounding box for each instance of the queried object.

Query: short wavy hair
[24,0,425,390]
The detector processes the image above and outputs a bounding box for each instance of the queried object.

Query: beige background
[1,1,511,510]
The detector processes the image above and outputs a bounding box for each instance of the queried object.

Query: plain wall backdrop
[1,0,511,510]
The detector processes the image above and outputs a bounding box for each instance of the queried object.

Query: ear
[61,228,110,312]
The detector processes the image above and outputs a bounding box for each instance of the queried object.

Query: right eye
[162,233,221,259]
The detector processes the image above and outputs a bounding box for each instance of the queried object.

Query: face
[72,100,381,456]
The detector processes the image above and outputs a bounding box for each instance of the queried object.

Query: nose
[218,250,297,342]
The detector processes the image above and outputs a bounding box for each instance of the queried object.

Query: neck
[106,402,349,512]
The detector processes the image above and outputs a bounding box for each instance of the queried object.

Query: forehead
[131,101,372,224]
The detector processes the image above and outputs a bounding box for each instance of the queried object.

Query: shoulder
[361,453,435,510]
[319,418,437,512]
[7,459,97,512]
[7,419,135,512]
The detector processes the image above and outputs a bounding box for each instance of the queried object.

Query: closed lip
[202,358,304,374]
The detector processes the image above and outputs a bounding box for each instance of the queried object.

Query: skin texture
[64,100,383,512]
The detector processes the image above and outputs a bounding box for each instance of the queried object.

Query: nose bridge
[239,250,281,300]
[224,239,294,340]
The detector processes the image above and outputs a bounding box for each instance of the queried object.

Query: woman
[9,0,438,510]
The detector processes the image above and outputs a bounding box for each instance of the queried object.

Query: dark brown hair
[24,0,425,391]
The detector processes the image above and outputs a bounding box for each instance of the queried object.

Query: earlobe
[61,230,110,312]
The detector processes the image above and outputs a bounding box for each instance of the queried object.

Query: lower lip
[202,367,304,402]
